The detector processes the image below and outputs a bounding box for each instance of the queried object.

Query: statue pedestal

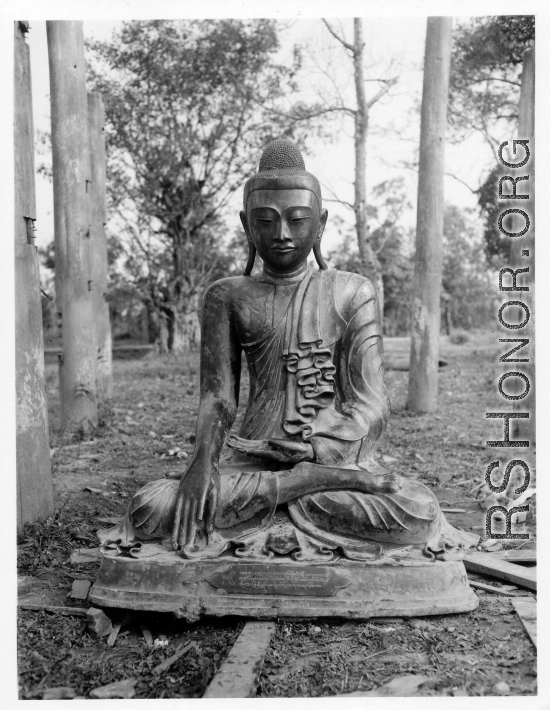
[89,547,478,622]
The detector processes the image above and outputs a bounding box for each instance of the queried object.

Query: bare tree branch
[365,77,399,109]
[321,19,354,53]
[259,101,355,120]
[323,197,355,210]
[321,180,355,210]
[462,75,521,87]
[444,172,479,194]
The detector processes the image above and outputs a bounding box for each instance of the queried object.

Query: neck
[263,262,308,281]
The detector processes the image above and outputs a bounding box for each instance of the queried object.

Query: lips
[271,246,295,253]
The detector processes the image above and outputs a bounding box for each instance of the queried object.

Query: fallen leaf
[89,678,137,699]
[494,681,510,696]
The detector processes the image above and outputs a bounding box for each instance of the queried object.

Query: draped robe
[101,267,478,561]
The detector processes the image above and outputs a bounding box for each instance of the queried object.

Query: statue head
[240,139,328,276]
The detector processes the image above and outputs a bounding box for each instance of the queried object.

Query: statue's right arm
[172,280,241,551]
[191,280,242,465]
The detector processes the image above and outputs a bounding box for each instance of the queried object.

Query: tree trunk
[353,18,385,323]
[445,302,453,335]
[88,92,113,400]
[407,17,452,412]
[158,310,170,354]
[47,21,98,431]
[509,48,535,444]
[15,21,54,529]
[170,295,201,353]
[140,305,149,344]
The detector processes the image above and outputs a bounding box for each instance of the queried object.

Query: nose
[274,217,292,242]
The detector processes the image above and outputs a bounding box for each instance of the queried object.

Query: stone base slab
[89,551,478,622]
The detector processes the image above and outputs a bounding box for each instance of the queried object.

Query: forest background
[28,15,532,352]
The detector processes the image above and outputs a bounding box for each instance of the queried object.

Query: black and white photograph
[6,0,547,703]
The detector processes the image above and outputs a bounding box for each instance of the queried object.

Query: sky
[26,17,491,254]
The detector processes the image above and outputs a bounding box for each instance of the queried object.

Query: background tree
[85,20,326,352]
[311,18,399,318]
[449,15,534,157]
[448,16,534,263]
[441,205,497,331]
[327,177,413,335]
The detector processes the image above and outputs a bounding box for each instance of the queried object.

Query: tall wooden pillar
[407,17,453,412]
[88,92,113,400]
[15,21,54,529]
[47,21,98,431]
[510,48,535,443]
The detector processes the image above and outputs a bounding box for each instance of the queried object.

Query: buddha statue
[99,139,477,569]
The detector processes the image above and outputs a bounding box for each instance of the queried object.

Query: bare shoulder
[334,270,378,310]
[203,275,250,306]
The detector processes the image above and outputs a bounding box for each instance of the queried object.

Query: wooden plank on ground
[512,597,537,648]
[491,549,536,564]
[69,579,92,601]
[106,622,122,647]
[464,552,536,590]
[469,581,517,597]
[152,641,195,675]
[19,603,88,617]
[140,621,153,648]
[203,621,276,698]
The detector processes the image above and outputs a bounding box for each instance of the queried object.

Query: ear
[317,209,328,242]
[240,210,251,241]
[241,210,256,276]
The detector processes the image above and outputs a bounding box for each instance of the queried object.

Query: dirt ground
[17,333,537,698]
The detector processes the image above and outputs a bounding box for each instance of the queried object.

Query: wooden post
[15,21,54,528]
[510,48,535,443]
[88,92,113,400]
[407,17,452,412]
[47,21,98,431]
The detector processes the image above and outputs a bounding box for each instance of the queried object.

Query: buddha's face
[240,189,327,274]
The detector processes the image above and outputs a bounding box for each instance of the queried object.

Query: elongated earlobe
[244,241,256,276]
[313,241,328,271]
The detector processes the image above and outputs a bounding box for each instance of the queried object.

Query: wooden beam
[87,92,113,400]
[511,48,535,443]
[152,642,195,675]
[14,21,54,529]
[464,552,536,590]
[18,603,88,617]
[491,549,536,564]
[468,580,517,597]
[47,21,98,431]
[407,17,453,412]
[203,621,276,698]
[511,597,537,648]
